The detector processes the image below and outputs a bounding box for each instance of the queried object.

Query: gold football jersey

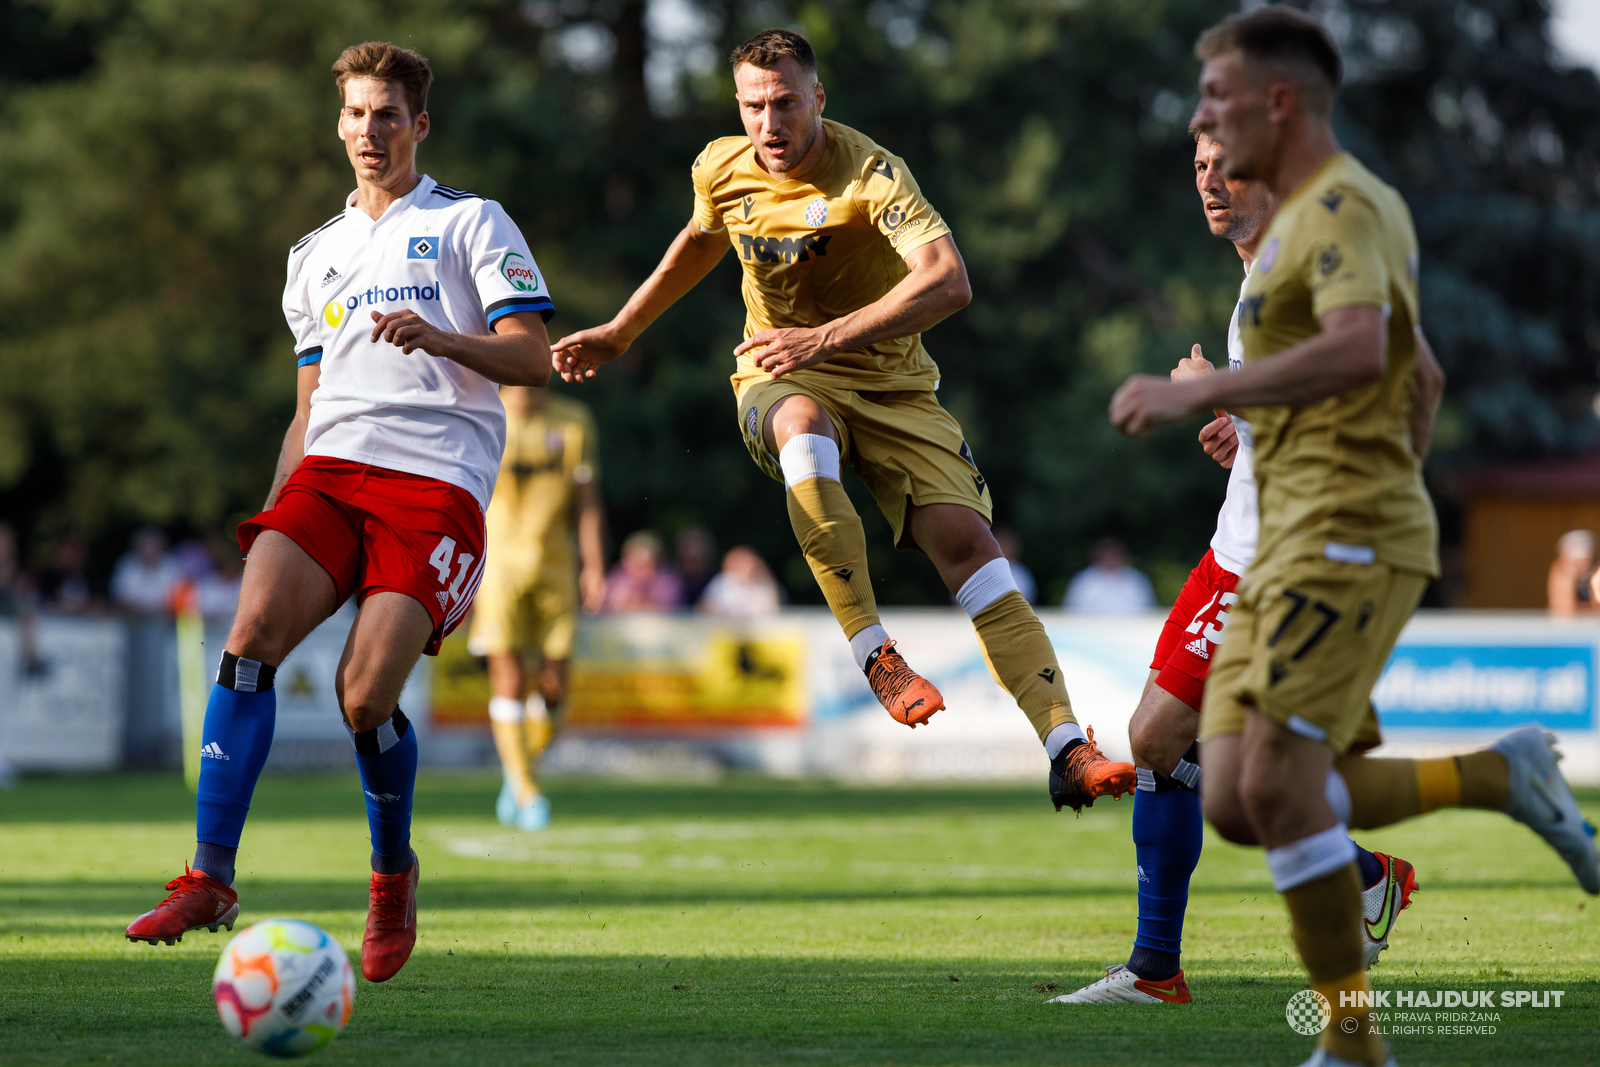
[1238,151,1438,576]
[693,119,952,392]
[484,393,598,583]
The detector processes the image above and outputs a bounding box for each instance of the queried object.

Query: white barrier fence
[1,609,1596,784]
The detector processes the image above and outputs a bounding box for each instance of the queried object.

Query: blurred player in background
[469,385,604,832]
[1056,125,1439,1008]
[1112,9,1598,1063]
[125,41,556,984]
[553,28,1134,813]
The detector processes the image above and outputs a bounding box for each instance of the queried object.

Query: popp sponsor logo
[501,252,539,293]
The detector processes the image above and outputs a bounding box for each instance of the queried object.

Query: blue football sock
[352,709,417,873]
[1355,844,1384,890]
[1127,771,1203,981]
[194,653,278,886]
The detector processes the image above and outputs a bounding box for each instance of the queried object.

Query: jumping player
[125,42,556,983]
[468,385,605,831]
[551,28,1133,812]
[1054,128,1437,1007]
[1111,10,1599,1064]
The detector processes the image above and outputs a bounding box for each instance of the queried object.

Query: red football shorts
[237,456,486,656]
[1147,547,1242,710]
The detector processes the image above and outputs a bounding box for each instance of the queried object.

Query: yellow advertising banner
[429,615,807,731]
[568,620,806,731]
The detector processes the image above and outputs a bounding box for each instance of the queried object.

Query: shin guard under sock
[1284,864,1385,1063]
[1127,773,1203,981]
[783,457,879,640]
[970,590,1076,743]
[195,652,278,884]
[351,710,418,873]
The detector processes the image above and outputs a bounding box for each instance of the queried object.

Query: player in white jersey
[126,42,555,985]
[1051,129,1445,1007]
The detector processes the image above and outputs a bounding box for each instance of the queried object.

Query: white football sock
[1265,823,1357,891]
[778,433,841,488]
[1044,721,1087,759]
[488,696,524,724]
[955,557,1018,618]
[849,623,890,671]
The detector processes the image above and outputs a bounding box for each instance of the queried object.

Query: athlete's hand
[1171,344,1215,382]
[736,327,835,379]
[551,325,629,383]
[1199,414,1238,469]
[371,309,450,355]
[1110,375,1207,437]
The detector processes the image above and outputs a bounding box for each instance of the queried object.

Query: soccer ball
[212,918,355,1057]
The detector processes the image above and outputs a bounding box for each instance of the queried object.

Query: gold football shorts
[733,370,992,546]
[1200,553,1427,754]
[467,569,578,662]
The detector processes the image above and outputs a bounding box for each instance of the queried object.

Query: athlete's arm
[1409,328,1445,462]
[264,364,319,510]
[368,310,551,386]
[735,234,972,379]
[576,480,608,613]
[550,222,731,383]
[1110,304,1386,436]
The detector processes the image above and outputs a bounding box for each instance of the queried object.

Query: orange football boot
[362,852,419,982]
[865,639,944,727]
[1049,726,1137,812]
[126,864,239,945]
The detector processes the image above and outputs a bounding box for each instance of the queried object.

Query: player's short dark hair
[332,41,433,119]
[729,28,817,76]
[1196,6,1341,114]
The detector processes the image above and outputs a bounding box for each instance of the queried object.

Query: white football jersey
[1209,267,1259,575]
[284,175,554,509]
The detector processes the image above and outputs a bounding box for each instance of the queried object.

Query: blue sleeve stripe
[486,297,555,325]
[296,346,323,367]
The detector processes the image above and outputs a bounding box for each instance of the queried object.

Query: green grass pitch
[1,771,1596,1065]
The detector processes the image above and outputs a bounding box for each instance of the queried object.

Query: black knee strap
[351,709,410,755]
[218,651,276,692]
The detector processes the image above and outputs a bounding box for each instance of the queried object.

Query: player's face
[1194,136,1271,243]
[339,77,429,186]
[1193,50,1274,181]
[734,59,825,175]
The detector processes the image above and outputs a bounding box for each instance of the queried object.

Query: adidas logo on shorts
[1185,637,1210,660]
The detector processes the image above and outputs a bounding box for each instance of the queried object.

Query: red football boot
[362,852,419,982]
[125,864,239,945]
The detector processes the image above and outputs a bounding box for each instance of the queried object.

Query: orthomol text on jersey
[322,283,443,329]
[737,233,833,265]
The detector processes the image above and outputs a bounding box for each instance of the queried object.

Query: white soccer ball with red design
[212,918,355,1056]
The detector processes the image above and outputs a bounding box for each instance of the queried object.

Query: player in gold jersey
[469,386,605,831]
[552,28,1133,812]
[1110,10,1598,1065]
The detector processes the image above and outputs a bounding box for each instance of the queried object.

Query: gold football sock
[971,591,1076,744]
[523,695,553,761]
[786,476,879,638]
[1455,749,1510,810]
[490,719,537,804]
[1285,864,1386,1064]
[1338,751,1508,829]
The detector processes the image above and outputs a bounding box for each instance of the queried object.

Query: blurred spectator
[0,522,43,679]
[1064,537,1155,614]
[34,531,95,615]
[1552,529,1597,615]
[994,527,1038,605]
[699,546,785,617]
[602,531,684,613]
[197,536,244,618]
[110,526,183,615]
[675,526,717,606]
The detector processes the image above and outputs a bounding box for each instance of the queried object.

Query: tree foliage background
[1,0,1597,605]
